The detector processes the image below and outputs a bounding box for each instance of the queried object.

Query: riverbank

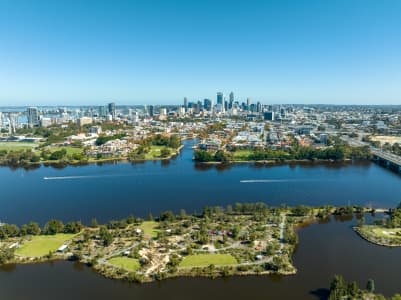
[0,144,185,169]
[354,225,401,247]
[195,158,355,165]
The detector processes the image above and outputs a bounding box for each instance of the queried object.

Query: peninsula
[0,203,390,283]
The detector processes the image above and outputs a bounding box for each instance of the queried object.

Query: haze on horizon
[1,0,401,106]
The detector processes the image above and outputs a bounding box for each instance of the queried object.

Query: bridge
[371,148,401,173]
[339,136,401,173]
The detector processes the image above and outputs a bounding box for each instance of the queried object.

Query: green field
[16,233,77,257]
[231,150,253,160]
[108,257,140,271]
[0,142,38,152]
[179,254,237,267]
[48,146,83,156]
[139,221,159,238]
[144,146,174,159]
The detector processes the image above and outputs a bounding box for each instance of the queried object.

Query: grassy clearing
[16,233,77,257]
[139,221,159,238]
[231,150,253,160]
[144,146,174,159]
[48,146,83,156]
[108,257,140,272]
[369,226,401,239]
[179,254,237,268]
[0,142,38,152]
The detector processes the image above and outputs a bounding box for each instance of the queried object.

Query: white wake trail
[43,174,131,180]
[240,179,294,183]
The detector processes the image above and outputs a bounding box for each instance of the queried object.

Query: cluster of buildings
[0,96,400,158]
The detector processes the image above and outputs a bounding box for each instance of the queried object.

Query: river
[1,140,401,299]
[0,140,400,225]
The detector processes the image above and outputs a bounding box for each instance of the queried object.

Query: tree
[367,279,375,293]
[160,148,171,158]
[329,275,346,300]
[27,222,41,235]
[0,247,15,264]
[214,150,228,162]
[159,211,175,222]
[193,150,213,162]
[91,218,99,228]
[99,226,113,246]
[0,224,20,239]
[168,135,181,149]
[49,149,67,160]
[64,221,83,234]
[43,220,64,235]
[180,209,187,219]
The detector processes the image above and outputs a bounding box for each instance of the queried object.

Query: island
[0,203,390,283]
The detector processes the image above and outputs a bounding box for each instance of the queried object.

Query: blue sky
[1,0,401,106]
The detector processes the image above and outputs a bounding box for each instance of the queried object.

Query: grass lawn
[231,150,253,160]
[139,221,159,238]
[48,146,83,156]
[144,146,173,159]
[108,257,140,271]
[16,233,77,257]
[0,142,38,152]
[179,254,237,268]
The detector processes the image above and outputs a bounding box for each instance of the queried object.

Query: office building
[77,117,93,127]
[108,102,116,120]
[27,107,39,128]
[229,92,234,109]
[264,111,275,121]
[217,92,223,105]
[204,99,212,111]
[99,106,107,118]
[148,105,154,117]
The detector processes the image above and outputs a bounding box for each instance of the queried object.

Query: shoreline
[195,158,361,165]
[353,226,401,248]
[2,209,376,284]
[0,144,185,169]
[1,206,308,283]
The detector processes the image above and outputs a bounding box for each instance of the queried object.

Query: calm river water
[0,140,401,299]
[0,140,400,225]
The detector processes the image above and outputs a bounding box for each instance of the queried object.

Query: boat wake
[43,174,130,180]
[240,179,302,183]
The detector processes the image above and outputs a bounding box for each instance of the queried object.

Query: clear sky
[1,0,401,106]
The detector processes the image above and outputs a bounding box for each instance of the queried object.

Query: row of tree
[142,134,181,149]
[194,145,371,162]
[0,220,83,239]
[95,133,126,146]
[329,275,401,300]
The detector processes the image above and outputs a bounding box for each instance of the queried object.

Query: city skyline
[1,0,401,106]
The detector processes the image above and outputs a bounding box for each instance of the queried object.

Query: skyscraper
[184,97,188,110]
[27,107,39,128]
[148,105,154,117]
[204,99,212,111]
[217,92,223,105]
[108,102,116,120]
[99,106,107,118]
[229,92,234,109]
